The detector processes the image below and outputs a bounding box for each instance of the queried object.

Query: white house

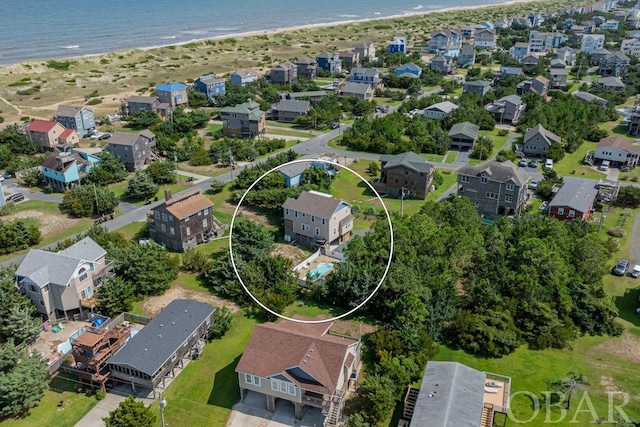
[424,101,459,120]
[594,136,640,168]
[581,34,605,53]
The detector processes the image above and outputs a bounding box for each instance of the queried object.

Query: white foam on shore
[63,45,80,49]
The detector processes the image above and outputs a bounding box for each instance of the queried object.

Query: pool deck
[297,254,339,279]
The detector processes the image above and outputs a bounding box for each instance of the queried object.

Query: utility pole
[174,152,178,184]
[401,187,405,216]
[229,153,234,179]
[160,395,167,427]
[93,183,100,218]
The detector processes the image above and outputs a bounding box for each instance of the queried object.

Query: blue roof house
[395,63,423,78]
[193,75,226,99]
[156,82,188,108]
[388,36,407,54]
[42,150,100,191]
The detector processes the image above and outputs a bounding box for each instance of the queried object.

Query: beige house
[283,191,353,248]
[236,316,361,423]
[26,120,74,151]
[15,237,114,323]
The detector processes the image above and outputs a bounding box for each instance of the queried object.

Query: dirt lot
[270,243,310,266]
[141,285,240,317]
[592,330,640,364]
[5,209,84,238]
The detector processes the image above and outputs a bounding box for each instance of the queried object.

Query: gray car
[612,260,629,276]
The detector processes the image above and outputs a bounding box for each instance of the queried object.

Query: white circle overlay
[229,158,394,324]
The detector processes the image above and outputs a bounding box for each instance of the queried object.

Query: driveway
[226,391,324,427]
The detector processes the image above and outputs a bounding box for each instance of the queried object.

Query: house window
[161,224,166,232]
[185,216,190,222]
[474,201,480,208]
[333,227,337,234]
[294,211,298,218]
[204,208,209,215]
[203,219,208,228]
[186,227,191,236]
[169,215,173,222]
[505,195,513,202]
[311,215,315,222]
[280,381,287,393]
[198,211,202,216]
[461,176,470,183]
[288,383,295,395]
[569,210,575,217]
[486,192,498,200]
[87,286,93,297]
[39,300,44,306]
[302,213,306,218]
[506,183,514,191]
[481,176,488,183]
[322,218,326,225]
[170,227,175,236]
[254,376,261,387]
[558,208,565,215]
[162,213,168,222]
[285,209,289,215]
[155,211,160,219]
[245,373,253,384]
[81,289,87,299]
[301,224,309,231]
[271,379,278,391]
[315,227,320,235]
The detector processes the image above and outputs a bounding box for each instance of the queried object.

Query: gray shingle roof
[59,237,107,262]
[379,151,433,173]
[56,105,89,118]
[278,162,310,178]
[523,124,561,145]
[107,299,214,377]
[341,82,373,95]
[282,191,349,219]
[572,91,608,105]
[127,96,158,104]
[460,45,476,56]
[548,178,598,213]
[448,122,480,139]
[276,100,310,114]
[464,80,492,87]
[410,361,485,427]
[598,76,625,88]
[498,94,523,106]
[457,160,529,186]
[425,101,459,114]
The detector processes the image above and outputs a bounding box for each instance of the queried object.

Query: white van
[599,160,610,171]
[545,158,554,169]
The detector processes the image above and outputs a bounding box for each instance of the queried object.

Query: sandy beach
[0,0,582,125]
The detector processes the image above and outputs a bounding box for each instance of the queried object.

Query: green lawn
[108,178,191,205]
[468,129,509,166]
[117,221,146,241]
[444,152,457,163]
[206,123,223,137]
[420,153,445,163]
[147,312,257,426]
[265,127,315,138]
[553,141,607,180]
[427,171,457,202]
[1,377,97,427]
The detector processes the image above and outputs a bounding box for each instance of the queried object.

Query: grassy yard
[146,312,257,426]
[444,151,457,163]
[116,220,146,241]
[265,127,315,138]
[1,377,98,427]
[420,153,445,163]
[467,129,509,166]
[108,177,192,205]
[553,141,607,180]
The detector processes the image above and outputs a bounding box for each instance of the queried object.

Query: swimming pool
[310,262,335,279]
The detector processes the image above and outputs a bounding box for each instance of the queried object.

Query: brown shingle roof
[282,191,348,219]
[597,136,640,154]
[235,316,358,395]
[42,152,88,173]
[164,189,213,220]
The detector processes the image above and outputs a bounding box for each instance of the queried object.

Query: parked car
[599,160,610,171]
[3,171,12,179]
[612,259,629,276]
[632,264,640,278]
[5,193,25,203]
[97,133,111,140]
[518,158,528,167]
[528,179,539,190]
[331,122,340,129]
[545,158,554,169]
[528,159,539,168]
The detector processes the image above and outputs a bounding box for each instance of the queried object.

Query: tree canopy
[103,395,156,427]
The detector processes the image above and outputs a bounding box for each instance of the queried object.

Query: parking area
[226,391,325,427]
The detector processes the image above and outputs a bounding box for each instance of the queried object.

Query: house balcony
[301,391,329,409]
[92,260,115,284]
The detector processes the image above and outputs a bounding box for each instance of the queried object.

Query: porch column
[294,403,302,420]
[266,395,275,412]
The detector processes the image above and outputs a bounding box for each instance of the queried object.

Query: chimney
[165,189,172,201]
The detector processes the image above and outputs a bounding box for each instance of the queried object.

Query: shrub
[87,98,102,105]
[0,202,16,216]
[46,60,74,70]
[180,248,210,273]
[631,174,640,182]
[209,180,225,194]
[620,173,629,181]
[351,205,361,214]
[95,389,106,401]
[365,206,377,216]
[607,227,626,238]
[208,306,232,340]
[497,129,509,137]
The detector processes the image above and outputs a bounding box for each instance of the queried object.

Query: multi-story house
[349,67,382,88]
[549,69,569,89]
[581,34,605,53]
[424,101,459,120]
[125,95,160,116]
[595,76,626,91]
[106,130,157,171]
[429,29,461,53]
[55,105,96,137]
[42,150,100,191]
[485,95,526,125]
[499,66,523,77]
[590,48,612,65]
[430,55,456,75]
[456,160,529,220]
[387,36,407,54]
[597,52,631,77]
[460,25,476,39]
[458,45,477,67]
[267,62,297,85]
[156,82,188,108]
[463,80,492,96]
[338,50,360,70]
[517,76,549,96]
[339,82,375,100]
[353,42,377,62]
[509,43,530,61]
[26,120,78,152]
[193,75,226,99]
[548,179,598,221]
[220,99,266,139]
[148,189,224,252]
[283,190,353,248]
[555,46,576,66]
[15,237,114,323]
[474,29,496,49]
[528,31,562,52]
[315,52,342,74]
[522,124,561,157]
[229,69,259,87]
[236,316,361,423]
[594,136,640,169]
[395,63,422,78]
[621,38,640,57]
[370,151,435,200]
[600,20,620,30]
[295,57,318,79]
[272,100,310,123]
[448,122,480,150]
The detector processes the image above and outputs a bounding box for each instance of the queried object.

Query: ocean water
[1,0,511,66]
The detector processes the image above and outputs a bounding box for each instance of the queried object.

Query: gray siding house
[268,62,298,85]
[230,69,259,87]
[370,151,435,200]
[219,99,266,139]
[106,130,156,171]
[463,80,492,96]
[430,55,456,75]
[273,100,311,123]
[126,96,160,116]
[485,95,526,125]
[457,160,529,220]
[283,191,353,248]
[236,316,361,422]
[448,122,480,149]
[522,124,561,157]
[458,45,477,67]
[55,105,96,137]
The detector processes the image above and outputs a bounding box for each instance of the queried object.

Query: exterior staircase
[481,403,494,427]
[403,386,420,421]
[324,398,340,427]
